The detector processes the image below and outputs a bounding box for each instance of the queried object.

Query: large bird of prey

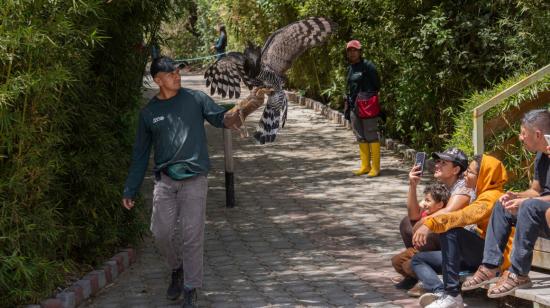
[204,17,336,144]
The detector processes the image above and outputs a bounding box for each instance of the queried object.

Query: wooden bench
[512,270,550,308]
[513,238,550,308]
[533,238,550,270]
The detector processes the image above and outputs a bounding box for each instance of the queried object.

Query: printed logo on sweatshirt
[152,116,165,124]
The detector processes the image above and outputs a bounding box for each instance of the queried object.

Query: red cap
[346,40,361,50]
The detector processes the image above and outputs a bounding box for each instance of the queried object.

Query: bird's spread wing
[204,52,254,98]
[260,17,336,75]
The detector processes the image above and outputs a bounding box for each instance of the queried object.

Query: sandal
[461,265,500,291]
[487,270,532,298]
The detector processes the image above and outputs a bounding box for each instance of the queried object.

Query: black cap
[150,56,179,77]
[431,147,468,172]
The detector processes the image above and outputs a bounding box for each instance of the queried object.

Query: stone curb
[286,91,420,165]
[26,248,136,308]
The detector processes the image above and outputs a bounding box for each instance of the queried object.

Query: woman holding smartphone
[412,155,512,307]
[392,148,474,294]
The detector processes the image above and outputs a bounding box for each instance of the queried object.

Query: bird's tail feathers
[253,91,289,144]
[253,105,281,144]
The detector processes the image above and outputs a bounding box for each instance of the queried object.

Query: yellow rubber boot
[353,143,371,176]
[367,141,380,177]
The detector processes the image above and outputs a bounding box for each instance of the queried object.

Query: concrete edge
[285,90,419,165]
[26,248,136,308]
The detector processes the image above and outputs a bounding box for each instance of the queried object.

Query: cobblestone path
[82,74,497,308]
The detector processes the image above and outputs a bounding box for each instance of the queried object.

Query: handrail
[473,64,550,154]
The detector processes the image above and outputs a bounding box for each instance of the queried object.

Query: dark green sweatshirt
[123,88,226,198]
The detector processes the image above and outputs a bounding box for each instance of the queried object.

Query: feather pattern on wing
[204,52,254,99]
[203,17,336,144]
[260,17,336,76]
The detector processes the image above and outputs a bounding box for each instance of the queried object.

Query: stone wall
[286,91,428,168]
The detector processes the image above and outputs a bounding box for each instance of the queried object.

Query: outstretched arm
[223,110,241,129]
[223,87,273,129]
[432,194,471,215]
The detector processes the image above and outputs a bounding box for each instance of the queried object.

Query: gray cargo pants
[150,174,208,288]
[350,111,380,142]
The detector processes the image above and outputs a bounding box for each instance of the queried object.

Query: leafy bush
[165,0,549,151]
[448,74,550,190]
[0,0,182,305]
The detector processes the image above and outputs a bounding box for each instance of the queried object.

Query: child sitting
[392,183,450,289]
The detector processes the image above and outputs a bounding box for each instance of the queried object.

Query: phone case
[415,152,426,175]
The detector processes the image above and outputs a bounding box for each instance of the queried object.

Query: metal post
[470,64,550,155]
[223,128,235,208]
[473,112,484,155]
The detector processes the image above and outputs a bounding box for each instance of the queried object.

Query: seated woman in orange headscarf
[411,155,514,308]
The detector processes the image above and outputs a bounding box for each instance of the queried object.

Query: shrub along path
[81,73,497,307]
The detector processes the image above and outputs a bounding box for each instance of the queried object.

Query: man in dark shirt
[453,109,550,304]
[122,56,241,307]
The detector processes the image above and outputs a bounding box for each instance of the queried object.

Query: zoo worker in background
[210,25,227,60]
[344,39,382,177]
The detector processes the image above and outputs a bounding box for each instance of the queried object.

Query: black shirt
[534,151,550,196]
[346,59,380,106]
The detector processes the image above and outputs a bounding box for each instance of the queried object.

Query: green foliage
[448,74,550,189]
[163,0,549,151]
[0,0,181,305]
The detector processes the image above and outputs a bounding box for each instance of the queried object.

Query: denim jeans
[483,199,550,275]
[440,228,485,296]
[412,251,444,293]
[412,228,485,295]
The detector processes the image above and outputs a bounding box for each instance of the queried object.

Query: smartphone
[545,134,550,146]
[415,152,426,176]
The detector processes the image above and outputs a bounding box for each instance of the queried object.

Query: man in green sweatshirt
[122,56,242,308]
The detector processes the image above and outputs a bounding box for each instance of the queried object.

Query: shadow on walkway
[82,74,497,308]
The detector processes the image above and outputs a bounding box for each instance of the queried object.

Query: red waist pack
[355,92,380,119]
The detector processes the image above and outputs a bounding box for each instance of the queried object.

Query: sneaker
[407,282,427,297]
[418,292,443,307]
[391,275,404,284]
[425,293,464,308]
[395,276,419,290]
[182,288,198,308]
[166,267,183,300]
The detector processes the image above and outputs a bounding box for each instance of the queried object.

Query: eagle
[204,17,336,144]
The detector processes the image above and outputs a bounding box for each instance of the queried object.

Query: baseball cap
[431,147,468,172]
[150,56,179,77]
[346,40,362,50]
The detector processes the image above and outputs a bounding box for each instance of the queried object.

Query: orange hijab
[424,154,513,268]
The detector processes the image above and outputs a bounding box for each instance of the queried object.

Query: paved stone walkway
[82,74,497,307]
